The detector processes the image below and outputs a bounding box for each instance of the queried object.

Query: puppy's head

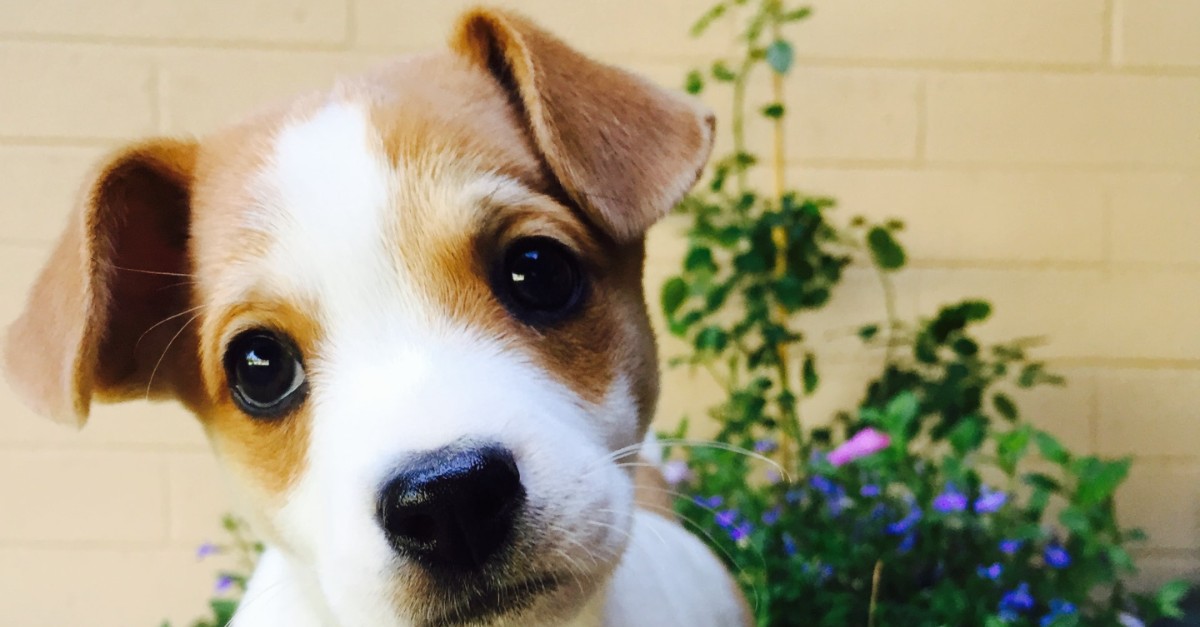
[4,8,712,627]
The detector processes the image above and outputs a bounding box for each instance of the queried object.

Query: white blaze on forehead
[259,101,401,321]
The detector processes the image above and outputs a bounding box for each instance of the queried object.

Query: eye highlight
[223,330,307,419]
[494,236,586,325]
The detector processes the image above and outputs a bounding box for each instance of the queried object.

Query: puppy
[4,8,749,627]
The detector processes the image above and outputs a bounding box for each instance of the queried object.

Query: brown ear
[3,139,200,427]
[452,8,715,242]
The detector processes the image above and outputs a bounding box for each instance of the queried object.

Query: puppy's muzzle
[377,444,526,572]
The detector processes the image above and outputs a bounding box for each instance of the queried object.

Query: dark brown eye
[495,237,586,324]
[223,330,307,419]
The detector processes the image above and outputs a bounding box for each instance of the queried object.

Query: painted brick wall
[0,1,1195,624]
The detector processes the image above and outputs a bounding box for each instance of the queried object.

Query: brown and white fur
[3,8,749,627]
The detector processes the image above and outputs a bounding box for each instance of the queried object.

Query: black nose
[377,445,525,572]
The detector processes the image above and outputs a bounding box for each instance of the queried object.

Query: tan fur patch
[198,298,322,497]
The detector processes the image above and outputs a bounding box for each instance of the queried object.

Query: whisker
[110,264,194,278]
[144,311,201,400]
[584,438,790,483]
[134,305,204,350]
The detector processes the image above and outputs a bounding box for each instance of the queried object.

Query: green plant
[659,1,1187,625]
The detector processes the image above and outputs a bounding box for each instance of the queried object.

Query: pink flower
[827,428,890,466]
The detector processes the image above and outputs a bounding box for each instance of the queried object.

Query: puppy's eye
[223,330,307,418]
[496,237,585,323]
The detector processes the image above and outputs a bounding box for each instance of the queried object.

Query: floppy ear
[452,8,715,242]
[3,139,200,427]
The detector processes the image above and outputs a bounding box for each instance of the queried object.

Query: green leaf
[690,3,727,36]
[685,69,704,95]
[1059,506,1090,535]
[960,300,992,321]
[694,326,729,352]
[712,60,737,82]
[1158,579,1190,619]
[997,426,1032,475]
[948,414,986,454]
[1019,362,1066,388]
[1023,472,1062,493]
[1028,486,1051,515]
[661,277,688,316]
[761,102,785,118]
[1075,457,1131,507]
[1034,430,1070,465]
[1107,545,1135,571]
[858,324,879,341]
[951,337,978,357]
[881,391,920,436]
[802,353,819,394]
[866,226,906,270]
[765,40,794,75]
[781,7,813,22]
[210,599,239,625]
[684,247,717,273]
[993,393,1018,421]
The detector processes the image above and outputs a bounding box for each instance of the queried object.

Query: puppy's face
[4,10,712,627]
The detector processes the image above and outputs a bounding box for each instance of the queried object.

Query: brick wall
[0,1,1195,624]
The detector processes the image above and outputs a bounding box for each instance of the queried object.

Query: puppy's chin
[402,572,575,627]
[393,517,629,627]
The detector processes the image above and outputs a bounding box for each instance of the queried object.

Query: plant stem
[731,58,752,196]
[874,265,900,366]
[764,0,803,471]
[868,559,884,627]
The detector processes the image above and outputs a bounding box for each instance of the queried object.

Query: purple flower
[661,460,691,486]
[762,507,781,526]
[810,475,838,496]
[765,469,783,485]
[1040,598,1077,626]
[977,562,1003,580]
[999,539,1023,555]
[1044,543,1071,569]
[932,486,968,513]
[693,495,724,509]
[974,486,1008,514]
[898,532,917,553]
[860,484,881,498]
[754,439,778,454]
[809,475,847,515]
[729,522,754,542]
[196,542,219,560]
[887,502,922,535]
[828,428,890,466]
[214,575,234,594]
[715,509,738,528]
[999,582,1035,620]
[782,532,798,556]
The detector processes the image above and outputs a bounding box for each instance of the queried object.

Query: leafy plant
[660,1,1186,625]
